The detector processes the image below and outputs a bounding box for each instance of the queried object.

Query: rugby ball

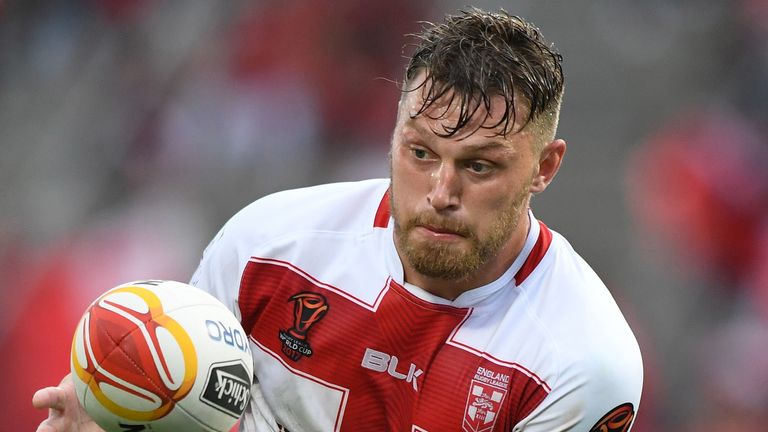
[70,280,253,432]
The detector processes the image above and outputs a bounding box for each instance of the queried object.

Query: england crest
[462,379,507,432]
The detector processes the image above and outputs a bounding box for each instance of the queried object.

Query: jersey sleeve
[189,222,244,319]
[188,189,290,321]
[514,346,643,431]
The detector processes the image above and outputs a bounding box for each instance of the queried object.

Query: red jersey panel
[238,259,548,431]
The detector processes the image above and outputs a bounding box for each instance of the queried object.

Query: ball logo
[199,360,252,418]
[71,285,198,421]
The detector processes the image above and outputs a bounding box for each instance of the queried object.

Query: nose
[427,163,461,211]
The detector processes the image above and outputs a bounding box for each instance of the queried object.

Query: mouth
[416,224,467,238]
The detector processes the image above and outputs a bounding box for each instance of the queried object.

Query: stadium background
[2,1,767,430]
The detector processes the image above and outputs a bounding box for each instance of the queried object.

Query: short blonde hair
[402,8,564,143]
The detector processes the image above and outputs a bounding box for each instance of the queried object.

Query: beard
[391,185,530,281]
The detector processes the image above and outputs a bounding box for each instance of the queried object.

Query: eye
[467,161,493,174]
[412,148,429,160]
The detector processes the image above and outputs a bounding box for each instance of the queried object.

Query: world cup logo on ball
[279,292,328,361]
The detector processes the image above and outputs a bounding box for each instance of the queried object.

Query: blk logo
[361,348,424,392]
[279,292,329,361]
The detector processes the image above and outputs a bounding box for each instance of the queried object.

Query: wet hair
[403,8,564,139]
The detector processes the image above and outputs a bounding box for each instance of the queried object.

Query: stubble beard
[391,186,530,281]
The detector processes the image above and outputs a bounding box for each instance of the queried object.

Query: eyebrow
[403,120,513,153]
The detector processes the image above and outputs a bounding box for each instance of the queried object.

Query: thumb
[32,387,65,411]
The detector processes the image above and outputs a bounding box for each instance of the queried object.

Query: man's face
[390,81,540,282]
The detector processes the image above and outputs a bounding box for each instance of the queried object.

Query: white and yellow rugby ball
[70,280,253,432]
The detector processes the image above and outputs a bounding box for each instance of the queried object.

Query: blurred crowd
[1,1,766,431]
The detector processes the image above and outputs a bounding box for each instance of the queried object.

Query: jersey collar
[384,209,546,307]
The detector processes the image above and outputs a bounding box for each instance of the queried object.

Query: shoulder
[224,178,390,243]
[530,228,642,374]
[513,227,643,430]
[189,179,390,311]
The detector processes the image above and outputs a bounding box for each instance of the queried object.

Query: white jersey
[191,179,643,432]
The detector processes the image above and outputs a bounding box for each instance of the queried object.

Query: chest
[238,258,549,432]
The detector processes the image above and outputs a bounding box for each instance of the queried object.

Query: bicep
[513,355,643,431]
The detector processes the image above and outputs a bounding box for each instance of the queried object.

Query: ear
[530,139,566,194]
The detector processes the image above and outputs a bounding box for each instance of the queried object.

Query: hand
[32,374,105,432]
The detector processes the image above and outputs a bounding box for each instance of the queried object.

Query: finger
[32,387,65,411]
[36,422,58,432]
